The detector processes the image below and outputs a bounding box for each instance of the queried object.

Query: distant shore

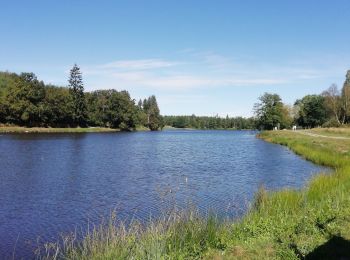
[0,125,250,134]
[0,126,122,133]
[162,125,253,131]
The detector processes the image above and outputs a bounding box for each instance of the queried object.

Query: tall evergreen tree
[68,64,87,126]
[143,95,162,130]
[137,99,143,109]
[341,70,350,123]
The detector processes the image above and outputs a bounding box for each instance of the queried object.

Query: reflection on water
[0,130,327,258]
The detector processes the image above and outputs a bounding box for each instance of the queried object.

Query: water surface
[0,130,327,258]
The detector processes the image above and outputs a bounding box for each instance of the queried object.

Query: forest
[0,65,162,131]
[162,115,256,130]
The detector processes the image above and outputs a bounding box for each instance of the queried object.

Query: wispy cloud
[98,59,179,70]
[84,59,179,76]
[81,51,346,92]
[108,72,285,90]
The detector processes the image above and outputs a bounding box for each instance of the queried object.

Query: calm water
[0,130,327,258]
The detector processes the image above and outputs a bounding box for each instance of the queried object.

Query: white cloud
[84,59,179,76]
[105,72,285,91]
[81,51,346,92]
[98,59,179,70]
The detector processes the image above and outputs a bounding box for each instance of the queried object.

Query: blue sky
[1,1,349,116]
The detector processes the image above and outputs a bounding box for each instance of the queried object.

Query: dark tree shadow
[305,236,350,260]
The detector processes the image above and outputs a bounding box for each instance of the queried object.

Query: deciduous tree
[253,93,291,130]
[322,84,342,124]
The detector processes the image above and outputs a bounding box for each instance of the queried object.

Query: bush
[322,118,341,128]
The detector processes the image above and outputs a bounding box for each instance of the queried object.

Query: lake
[0,130,327,258]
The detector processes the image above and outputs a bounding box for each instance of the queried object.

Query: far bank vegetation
[0,65,162,131]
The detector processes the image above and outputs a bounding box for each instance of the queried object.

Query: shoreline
[0,125,152,134]
[162,125,255,131]
[0,126,120,134]
[0,125,255,134]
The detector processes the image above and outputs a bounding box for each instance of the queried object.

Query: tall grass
[36,209,230,260]
[37,130,350,259]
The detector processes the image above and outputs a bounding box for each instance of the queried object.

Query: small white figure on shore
[292,125,297,131]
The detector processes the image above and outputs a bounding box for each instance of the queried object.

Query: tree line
[254,70,350,130]
[162,115,256,130]
[2,65,349,131]
[0,65,162,130]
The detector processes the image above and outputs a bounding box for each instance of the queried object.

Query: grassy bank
[39,129,350,259]
[303,127,350,138]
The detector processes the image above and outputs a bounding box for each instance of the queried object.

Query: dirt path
[294,131,350,140]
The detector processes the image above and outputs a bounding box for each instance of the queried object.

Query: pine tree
[137,99,143,109]
[143,95,161,130]
[341,70,350,123]
[68,64,87,126]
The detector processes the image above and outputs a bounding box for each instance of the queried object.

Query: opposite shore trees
[142,95,162,131]
[2,68,350,130]
[0,70,160,130]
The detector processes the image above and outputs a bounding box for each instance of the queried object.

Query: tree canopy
[162,115,256,130]
[253,93,292,130]
[142,95,162,130]
[0,69,160,131]
[294,95,327,128]
[252,70,350,129]
[2,69,350,131]
[68,64,87,127]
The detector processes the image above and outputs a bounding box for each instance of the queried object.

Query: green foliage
[290,71,350,128]
[0,70,159,131]
[322,118,341,128]
[341,70,350,122]
[254,92,292,130]
[86,90,139,130]
[42,86,73,127]
[251,70,350,129]
[162,115,256,129]
[68,64,87,127]
[295,95,327,128]
[322,84,343,125]
[2,73,46,126]
[142,95,162,130]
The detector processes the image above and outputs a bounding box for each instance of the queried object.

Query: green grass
[135,125,151,131]
[38,129,350,259]
[306,127,350,138]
